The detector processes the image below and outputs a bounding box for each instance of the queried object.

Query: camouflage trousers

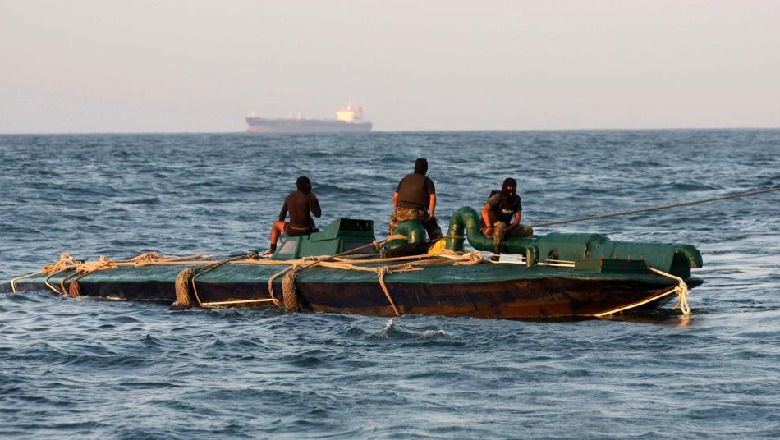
[483,221,534,250]
[388,208,443,241]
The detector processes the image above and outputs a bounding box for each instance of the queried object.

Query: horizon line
[1,126,779,136]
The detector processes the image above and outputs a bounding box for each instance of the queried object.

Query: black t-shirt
[396,173,435,210]
[486,192,521,224]
[279,190,321,228]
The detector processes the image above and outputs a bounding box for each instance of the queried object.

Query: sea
[1,130,779,439]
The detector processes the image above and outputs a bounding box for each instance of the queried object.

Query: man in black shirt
[267,176,321,254]
[482,177,533,260]
[388,158,443,241]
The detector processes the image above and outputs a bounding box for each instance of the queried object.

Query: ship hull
[3,263,686,319]
[245,117,373,133]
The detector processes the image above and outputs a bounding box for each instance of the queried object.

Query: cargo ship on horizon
[245,104,373,133]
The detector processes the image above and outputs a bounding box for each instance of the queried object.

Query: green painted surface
[443,208,702,275]
[273,218,377,260]
[385,220,426,252]
[19,259,677,288]
[446,207,537,260]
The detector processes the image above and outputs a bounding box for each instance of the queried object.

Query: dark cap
[296,176,312,194]
[414,158,428,174]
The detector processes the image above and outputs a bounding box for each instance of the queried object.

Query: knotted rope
[41,253,80,275]
[175,253,282,309]
[281,267,301,313]
[265,250,486,316]
[174,267,195,308]
[129,252,212,266]
[531,257,691,318]
[591,267,690,317]
[29,252,214,297]
[649,268,690,315]
[60,255,118,297]
[265,237,406,313]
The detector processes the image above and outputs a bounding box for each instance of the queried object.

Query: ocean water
[1,130,779,439]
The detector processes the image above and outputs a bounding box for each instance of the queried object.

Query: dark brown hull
[285,279,676,319]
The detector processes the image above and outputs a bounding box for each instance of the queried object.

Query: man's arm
[278,200,288,222]
[309,193,321,218]
[482,203,493,235]
[482,193,502,235]
[481,204,492,227]
[392,191,399,209]
[428,194,436,218]
[507,211,521,231]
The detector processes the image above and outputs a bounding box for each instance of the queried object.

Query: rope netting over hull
[260,246,485,316]
[10,239,486,317]
[9,246,691,319]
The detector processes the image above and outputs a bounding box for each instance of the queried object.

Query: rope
[10,271,44,293]
[22,251,223,303]
[531,258,690,317]
[175,259,283,309]
[188,253,275,309]
[265,236,404,312]
[591,267,690,318]
[264,243,486,315]
[532,184,780,228]
[378,267,400,316]
[282,268,301,313]
[41,253,80,276]
[56,256,119,298]
[262,235,412,313]
[188,298,278,307]
[649,268,690,315]
[128,252,212,266]
[174,268,194,308]
[68,279,81,298]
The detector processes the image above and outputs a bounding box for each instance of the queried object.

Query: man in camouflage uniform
[482,177,533,260]
[388,158,443,241]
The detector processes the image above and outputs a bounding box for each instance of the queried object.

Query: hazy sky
[1,0,779,133]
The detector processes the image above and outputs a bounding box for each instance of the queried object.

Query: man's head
[414,158,428,174]
[502,177,517,196]
[296,176,312,194]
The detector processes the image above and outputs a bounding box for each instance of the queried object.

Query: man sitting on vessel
[266,176,321,254]
[388,158,443,241]
[482,177,534,260]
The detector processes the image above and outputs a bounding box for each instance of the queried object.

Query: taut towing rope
[531,184,780,228]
